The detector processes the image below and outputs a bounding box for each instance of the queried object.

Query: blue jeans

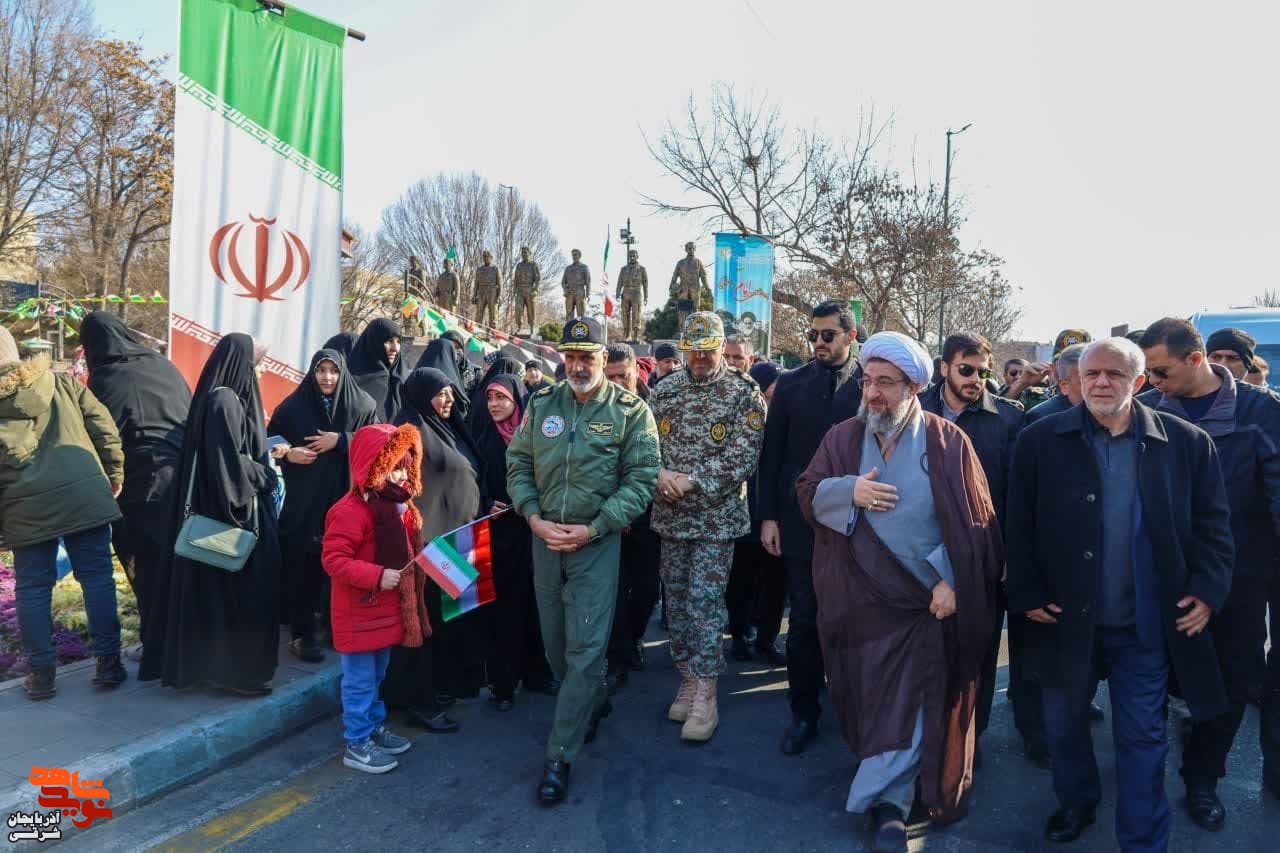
[13,525,121,669]
[1043,626,1170,853]
[341,648,391,744]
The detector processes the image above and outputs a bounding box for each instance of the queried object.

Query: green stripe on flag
[431,535,478,586]
[179,0,345,187]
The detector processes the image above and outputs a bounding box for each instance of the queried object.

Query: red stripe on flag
[468,518,496,606]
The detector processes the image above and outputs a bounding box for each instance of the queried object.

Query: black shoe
[744,625,758,644]
[869,804,907,853]
[538,759,571,805]
[605,666,628,695]
[23,667,56,701]
[1045,806,1096,843]
[757,640,787,667]
[408,708,460,733]
[1185,786,1226,831]
[1023,737,1051,770]
[585,699,613,744]
[525,677,561,697]
[288,637,325,664]
[220,682,272,697]
[780,718,818,755]
[92,653,128,688]
[1088,701,1104,722]
[730,635,753,661]
[628,640,647,671]
[490,696,515,712]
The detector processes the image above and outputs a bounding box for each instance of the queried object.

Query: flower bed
[0,555,140,681]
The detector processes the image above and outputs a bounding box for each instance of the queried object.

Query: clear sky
[98,0,1280,343]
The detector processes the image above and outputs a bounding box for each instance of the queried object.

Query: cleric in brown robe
[796,332,1002,850]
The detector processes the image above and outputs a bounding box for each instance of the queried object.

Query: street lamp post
[938,123,972,350]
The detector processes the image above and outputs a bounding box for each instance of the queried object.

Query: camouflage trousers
[660,538,734,678]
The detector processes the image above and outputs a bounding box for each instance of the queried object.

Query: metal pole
[256,0,366,40]
[939,130,952,350]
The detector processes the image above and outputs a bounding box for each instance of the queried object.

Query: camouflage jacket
[649,362,766,540]
[475,264,502,294]
[616,262,648,298]
[513,260,541,292]
[561,262,591,294]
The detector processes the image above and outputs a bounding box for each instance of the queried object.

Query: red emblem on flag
[208,214,311,302]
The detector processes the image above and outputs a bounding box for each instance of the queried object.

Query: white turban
[860,331,932,386]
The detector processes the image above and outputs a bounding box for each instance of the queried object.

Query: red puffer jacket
[322,423,424,654]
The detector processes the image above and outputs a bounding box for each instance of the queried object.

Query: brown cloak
[796,412,1002,823]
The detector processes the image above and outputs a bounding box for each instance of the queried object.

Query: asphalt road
[81,624,1280,852]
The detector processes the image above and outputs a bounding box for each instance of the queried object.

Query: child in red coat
[322,423,432,773]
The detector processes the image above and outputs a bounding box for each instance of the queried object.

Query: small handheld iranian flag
[415,513,501,621]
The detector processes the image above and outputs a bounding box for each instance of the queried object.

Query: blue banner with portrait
[713,234,775,357]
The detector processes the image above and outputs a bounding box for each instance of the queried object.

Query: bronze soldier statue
[406,255,426,295]
[437,258,460,313]
[670,242,707,331]
[562,248,591,320]
[473,250,502,327]
[616,249,648,341]
[513,246,541,333]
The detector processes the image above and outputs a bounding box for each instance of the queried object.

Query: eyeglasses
[1147,366,1171,379]
[857,377,909,390]
[807,329,842,343]
[954,364,994,380]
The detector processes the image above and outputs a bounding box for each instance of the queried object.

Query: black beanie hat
[1204,327,1256,373]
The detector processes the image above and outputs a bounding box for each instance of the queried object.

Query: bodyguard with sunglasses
[919,332,1032,761]
[758,299,862,755]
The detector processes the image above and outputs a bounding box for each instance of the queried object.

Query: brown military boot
[668,668,697,723]
[680,678,719,742]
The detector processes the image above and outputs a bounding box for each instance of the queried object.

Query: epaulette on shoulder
[533,385,554,398]
[619,391,637,405]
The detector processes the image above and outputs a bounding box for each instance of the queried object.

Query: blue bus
[1190,308,1280,391]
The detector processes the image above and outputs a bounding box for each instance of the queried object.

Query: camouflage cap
[677,311,725,351]
[1053,328,1092,357]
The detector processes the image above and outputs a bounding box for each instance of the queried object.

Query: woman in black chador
[79,311,191,677]
[347,319,410,422]
[155,334,283,695]
[267,348,378,662]
[381,367,485,732]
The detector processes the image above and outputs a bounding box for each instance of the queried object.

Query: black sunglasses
[955,364,994,380]
[807,329,842,343]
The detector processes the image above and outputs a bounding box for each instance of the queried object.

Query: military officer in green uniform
[507,316,660,805]
[650,311,767,743]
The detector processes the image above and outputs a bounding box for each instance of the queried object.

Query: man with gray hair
[1025,342,1087,424]
[1007,337,1233,849]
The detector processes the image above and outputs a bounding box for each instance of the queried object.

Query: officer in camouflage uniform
[615,249,648,341]
[473,250,502,327]
[650,311,767,743]
[513,246,541,332]
[999,328,1092,409]
[507,316,659,804]
[561,249,591,320]
[436,258,460,313]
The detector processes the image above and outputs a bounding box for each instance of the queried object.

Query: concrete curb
[1,666,340,845]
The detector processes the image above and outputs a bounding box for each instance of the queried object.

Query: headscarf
[1205,327,1257,373]
[268,349,378,444]
[323,331,358,359]
[471,374,524,504]
[466,354,523,430]
[414,337,471,421]
[396,367,482,478]
[189,333,267,460]
[347,318,410,421]
[859,331,932,386]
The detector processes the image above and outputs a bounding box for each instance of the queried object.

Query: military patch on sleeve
[659,416,672,435]
[587,421,613,436]
[746,411,764,432]
[710,422,728,442]
[541,415,566,438]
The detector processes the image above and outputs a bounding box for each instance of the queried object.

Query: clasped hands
[275,431,341,465]
[657,468,693,505]
[530,515,591,552]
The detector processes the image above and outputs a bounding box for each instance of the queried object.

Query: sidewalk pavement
[0,631,340,845]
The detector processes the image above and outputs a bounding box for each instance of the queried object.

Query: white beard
[860,395,917,437]
[1085,395,1132,419]
[568,368,604,395]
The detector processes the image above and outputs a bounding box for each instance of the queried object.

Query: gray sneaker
[371,724,412,755]
[342,739,398,774]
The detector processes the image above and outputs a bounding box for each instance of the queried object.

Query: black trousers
[726,539,787,646]
[1181,570,1269,789]
[486,558,534,701]
[785,557,825,722]
[976,586,1045,743]
[1264,568,1280,786]
[608,528,661,667]
[285,543,326,644]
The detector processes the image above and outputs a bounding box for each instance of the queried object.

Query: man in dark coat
[757,298,862,754]
[1138,317,1280,825]
[918,332,1034,764]
[1006,337,1233,851]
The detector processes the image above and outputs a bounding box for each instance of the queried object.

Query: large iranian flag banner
[170,0,344,413]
